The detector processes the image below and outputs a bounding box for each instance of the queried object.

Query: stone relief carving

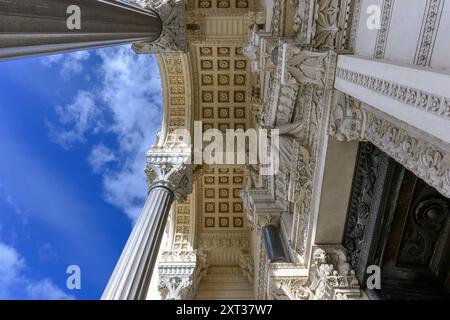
[365,112,450,199]
[281,44,330,87]
[158,250,197,300]
[342,142,387,279]
[198,232,250,250]
[329,90,366,141]
[269,247,362,300]
[131,0,187,53]
[289,141,314,258]
[329,91,450,199]
[270,0,284,37]
[239,248,255,283]
[292,0,316,45]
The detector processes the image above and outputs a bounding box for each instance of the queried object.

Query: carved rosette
[131,0,187,53]
[146,148,192,201]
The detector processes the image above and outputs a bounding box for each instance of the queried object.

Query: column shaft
[0,0,162,60]
[102,185,174,300]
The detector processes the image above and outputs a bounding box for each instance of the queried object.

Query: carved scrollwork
[365,112,450,199]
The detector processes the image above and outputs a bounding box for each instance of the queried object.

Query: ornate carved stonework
[269,247,363,300]
[329,91,450,199]
[131,0,187,53]
[373,0,394,59]
[329,90,366,141]
[365,112,450,199]
[158,250,197,300]
[239,248,255,283]
[146,147,193,201]
[414,0,444,66]
[336,67,450,122]
[280,42,336,89]
[288,141,316,260]
[290,0,359,51]
[342,142,393,281]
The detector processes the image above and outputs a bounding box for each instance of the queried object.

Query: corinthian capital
[131,0,186,53]
[146,147,192,201]
[158,250,198,300]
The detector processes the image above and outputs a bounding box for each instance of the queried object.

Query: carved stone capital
[329,90,367,142]
[158,250,200,300]
[131,0,186,53]
[146,148,192,201]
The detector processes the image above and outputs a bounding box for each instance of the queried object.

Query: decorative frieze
[280,42,337,89]
[373,0,394,59]
[336,67,450,122]
[414,0,444,66]
[365,111,450,199]
[329,91,450,199]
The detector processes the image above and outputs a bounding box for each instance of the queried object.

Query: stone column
[0,0,162,60]
[102,149,192,300]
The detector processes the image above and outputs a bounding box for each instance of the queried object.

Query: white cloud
[48,91,102,148]
[0,241,73,300]
[42,51,90,79]
[89,144,117,174]
[47,46,162,221]
[0,242,24,296]
[26,279,74,300]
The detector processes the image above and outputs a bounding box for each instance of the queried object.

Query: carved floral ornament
[145,148,193,201]
[329,91,450,199]
[158,250,205,300]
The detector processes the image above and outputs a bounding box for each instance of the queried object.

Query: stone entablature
[329,90,450,199]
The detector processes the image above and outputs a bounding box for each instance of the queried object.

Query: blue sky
[0,46,162,299]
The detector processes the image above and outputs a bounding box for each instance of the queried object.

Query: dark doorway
[343,142,450,300]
